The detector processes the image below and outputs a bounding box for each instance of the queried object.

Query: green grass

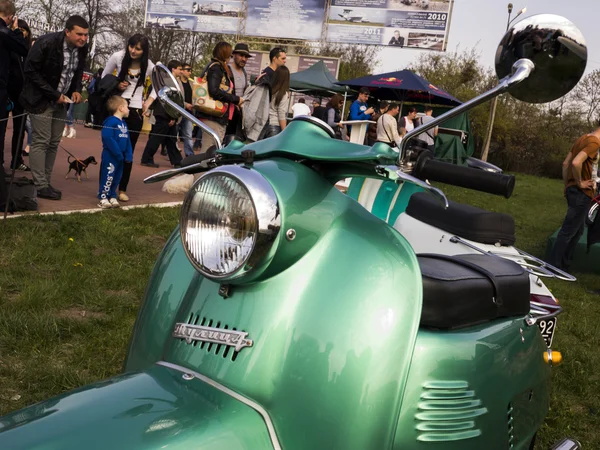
[0,175,599,447]
[0,207,179,413]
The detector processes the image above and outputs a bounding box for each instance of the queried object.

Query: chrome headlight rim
[180,165,281,282]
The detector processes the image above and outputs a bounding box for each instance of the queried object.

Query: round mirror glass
[495,14,587,103]
[151,62,184,119]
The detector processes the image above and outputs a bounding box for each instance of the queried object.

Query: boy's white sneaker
[109,198,120,208]
[67,127,76,139]
[98,199,111,209]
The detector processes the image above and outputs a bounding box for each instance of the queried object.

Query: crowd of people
[0,0,441,211]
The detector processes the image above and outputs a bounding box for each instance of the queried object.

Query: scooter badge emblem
[172,323,253,352]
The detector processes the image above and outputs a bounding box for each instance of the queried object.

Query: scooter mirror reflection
[151,62,185,119]
[495,14,587,103]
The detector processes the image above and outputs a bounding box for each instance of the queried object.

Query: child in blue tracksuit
[98,96,133,208]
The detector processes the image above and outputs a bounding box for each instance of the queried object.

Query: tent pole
[341,88,348,120]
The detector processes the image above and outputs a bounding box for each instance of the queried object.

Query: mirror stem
[397,58,534,165]
[158,87,223,150]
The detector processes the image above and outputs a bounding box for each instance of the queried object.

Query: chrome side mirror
[495,14,587,103]
[151,62,185,119]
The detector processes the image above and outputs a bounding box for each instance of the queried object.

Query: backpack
[1,175,38,212]
[88,75,121,123]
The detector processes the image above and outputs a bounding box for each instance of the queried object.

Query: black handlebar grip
[415,158,515,198]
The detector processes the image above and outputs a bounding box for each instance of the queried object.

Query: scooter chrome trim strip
[156,361,282,450]
[172,322,253,352]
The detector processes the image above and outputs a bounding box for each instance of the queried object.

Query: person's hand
[185,102,193,111]
[56,94,70,104]
[366,107,375,115]
[118,81,129,91]
[578,180,595,190]
[142,99,153,115]
[168,120,175,127]
[72,92,82,104]
[238,97,245,106]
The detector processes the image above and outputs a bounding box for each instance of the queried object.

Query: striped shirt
[57,40,79,94]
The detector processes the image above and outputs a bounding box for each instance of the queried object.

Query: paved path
[2,122,185,215]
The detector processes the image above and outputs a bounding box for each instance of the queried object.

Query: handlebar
[414,158,515,198]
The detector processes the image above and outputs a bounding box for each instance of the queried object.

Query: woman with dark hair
[326,94,345,140]
[197,41,243,153]
[102,34,154,202]
[3,19,32,171]
[262,65,290,139]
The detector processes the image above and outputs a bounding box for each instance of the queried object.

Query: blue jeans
[179,118,194,156]
[549,186,591,271]
[66,104,74,126]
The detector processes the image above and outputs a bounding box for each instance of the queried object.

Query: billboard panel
[144,0,454,52]
[326,0,452,49]
[145,0,243,33]
[242,51,340,79]
[245,0,327,41]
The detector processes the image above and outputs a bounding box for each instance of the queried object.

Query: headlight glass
[180,166,280,280]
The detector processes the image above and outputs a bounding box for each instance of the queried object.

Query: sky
[378,0,600,75]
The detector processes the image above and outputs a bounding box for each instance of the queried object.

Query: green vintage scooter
[0,14,587,450]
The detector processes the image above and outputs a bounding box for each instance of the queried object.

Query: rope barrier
[0,111,204,142]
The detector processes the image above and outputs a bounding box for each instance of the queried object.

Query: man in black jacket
[140,60,183,168]
[0,0,27,169]
[21,15,89,200]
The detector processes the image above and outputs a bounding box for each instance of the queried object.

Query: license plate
[537,318,557,347]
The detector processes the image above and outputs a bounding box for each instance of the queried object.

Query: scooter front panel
[129,159,426,450]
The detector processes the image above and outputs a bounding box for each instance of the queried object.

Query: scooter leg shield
[0,363,274,450]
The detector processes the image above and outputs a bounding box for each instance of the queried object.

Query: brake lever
[376,165,449,209]
[144,158,216,184]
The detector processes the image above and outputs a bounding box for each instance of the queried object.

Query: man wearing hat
[227,43,251,139]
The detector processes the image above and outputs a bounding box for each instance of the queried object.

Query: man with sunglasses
[227,43,252,139]
[178,63,195,157]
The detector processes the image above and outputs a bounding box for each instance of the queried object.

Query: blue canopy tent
[337,70,461,107]
[337,70,472,164]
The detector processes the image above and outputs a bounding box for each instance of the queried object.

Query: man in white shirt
[376,103,402,148]
[291,98,311,118]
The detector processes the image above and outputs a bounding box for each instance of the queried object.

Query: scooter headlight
[180,165,281,281]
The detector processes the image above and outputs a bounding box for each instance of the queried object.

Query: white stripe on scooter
[357,179,383,212]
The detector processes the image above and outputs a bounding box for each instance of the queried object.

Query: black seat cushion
[418,253,530,329]
[406,192,516,246]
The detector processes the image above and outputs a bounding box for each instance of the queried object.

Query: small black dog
[65,156,98,182]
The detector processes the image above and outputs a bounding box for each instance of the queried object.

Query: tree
[314,43,380,81]
[573,69,600,126]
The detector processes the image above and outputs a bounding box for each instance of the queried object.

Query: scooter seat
[417,253,530,329]
[406,192,516,246]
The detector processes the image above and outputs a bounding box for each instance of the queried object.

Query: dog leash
[59,143,86,166]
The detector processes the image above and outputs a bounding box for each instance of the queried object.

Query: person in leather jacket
[0,0,27,169]
[20,15,88,200]
[197,41,244,153]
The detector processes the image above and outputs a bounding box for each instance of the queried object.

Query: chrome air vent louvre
[173,313,253,361]
[507,403,514,449]
[416,381,488,442]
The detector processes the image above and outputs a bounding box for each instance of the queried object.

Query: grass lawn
[0,174,599,447]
